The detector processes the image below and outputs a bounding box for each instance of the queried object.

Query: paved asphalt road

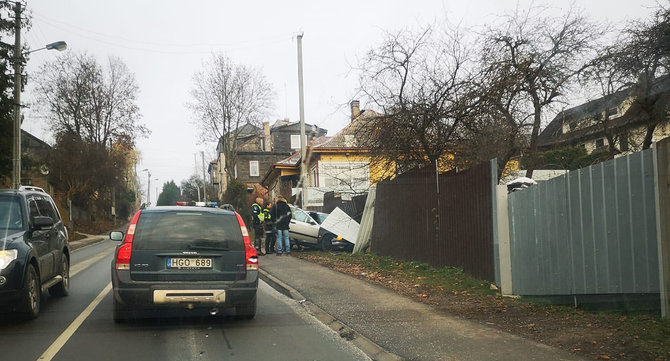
[0,240,370,361]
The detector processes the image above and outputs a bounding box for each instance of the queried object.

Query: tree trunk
[642,124,656,149]
[525,103,543,178]
[606,133,617,159]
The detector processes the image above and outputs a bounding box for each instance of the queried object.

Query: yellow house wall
[316,152,394,185]
[319,154,369,163]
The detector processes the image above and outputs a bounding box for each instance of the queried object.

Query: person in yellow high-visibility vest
[262,202,275,254]
[250,197,265,255]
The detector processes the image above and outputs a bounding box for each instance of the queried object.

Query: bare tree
[188,53,274,182]
[180,174,203,203]
[615,6,670,149]
[462,49,534,179]
[483,6,602,177]
[34,52,146,218]
[34,52,147,147]
[580,44,630,158]
[45,132,130,219]
[355,25,478,175]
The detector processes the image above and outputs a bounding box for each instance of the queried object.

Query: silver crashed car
[288,206,352,251]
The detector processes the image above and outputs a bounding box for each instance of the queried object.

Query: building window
[320,161,369,191]
[595,138,605,149]
[290,134,301,149]
[249,160,259,177]
[311,165,318,187]
[607,107,618,117]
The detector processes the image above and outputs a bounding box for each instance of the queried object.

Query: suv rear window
[132,211,244,251]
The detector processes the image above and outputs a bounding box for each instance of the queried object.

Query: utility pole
[297,33,307,208]
[11,2,21,189]
[201,151,207,203]
[147,171,151,206]
[194,153,200,202]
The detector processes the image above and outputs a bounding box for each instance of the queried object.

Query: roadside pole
[653,137,670,319]
[297,33,307,208]
[201,151,207,202]
[11,2,21,189]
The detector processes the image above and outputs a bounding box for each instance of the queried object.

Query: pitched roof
[538,77,670,147]
[312,110,382,151]
[272,120,327,135]
[237,123,260,135]
[275,151,301,166]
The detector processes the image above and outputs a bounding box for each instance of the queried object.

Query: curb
[70,236,106,252]
[259,268,403,361]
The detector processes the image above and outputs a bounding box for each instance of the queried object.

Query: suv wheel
[235,296,257,320]
[21,264,41,319]
[49,256,70,297]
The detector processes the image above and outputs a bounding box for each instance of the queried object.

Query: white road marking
[70,247,115,277]
[37,282,112,361]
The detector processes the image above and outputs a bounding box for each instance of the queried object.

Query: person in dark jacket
[250,197,264,255]
[271,196,292,255]
[262,202,276,254]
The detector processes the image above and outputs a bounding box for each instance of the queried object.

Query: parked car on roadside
[110,206,258,322]
[288,206,353,251]
[0,187,70,319]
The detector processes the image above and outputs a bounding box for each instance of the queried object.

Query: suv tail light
[115,210,141,270]
[235,212,258,271]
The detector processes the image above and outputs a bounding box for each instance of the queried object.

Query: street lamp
[34,41,67,53]
[12,31,67,188]
[141,169,150,206]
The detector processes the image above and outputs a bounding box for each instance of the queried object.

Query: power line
[32,12,292,55]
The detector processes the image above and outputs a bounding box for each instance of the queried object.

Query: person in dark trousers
[250,197,265,255]
[271,196,292,255]
[262,202,276,254]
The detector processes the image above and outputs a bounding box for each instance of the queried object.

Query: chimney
[263,121,271,152]
[350,100,360,121]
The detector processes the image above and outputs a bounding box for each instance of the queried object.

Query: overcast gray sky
[21,0,658,204]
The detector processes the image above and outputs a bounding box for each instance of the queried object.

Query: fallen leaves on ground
[292,252,669,361]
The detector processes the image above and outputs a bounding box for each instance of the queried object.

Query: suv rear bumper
[111,269,258,308]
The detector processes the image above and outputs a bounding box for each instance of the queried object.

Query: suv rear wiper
[187,239,230,251]
[187,244,230,251]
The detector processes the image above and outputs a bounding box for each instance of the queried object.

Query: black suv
[0,187,70,319]
[110,206,258,322]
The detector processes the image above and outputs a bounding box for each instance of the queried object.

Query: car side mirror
[32,216,55,230]
[109,231,124,241]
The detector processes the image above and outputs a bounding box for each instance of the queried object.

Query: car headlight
[0,249,18,270]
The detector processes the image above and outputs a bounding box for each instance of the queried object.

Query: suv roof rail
[19,185,45,193]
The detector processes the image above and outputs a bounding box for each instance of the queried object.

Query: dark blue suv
[0,187,70,319]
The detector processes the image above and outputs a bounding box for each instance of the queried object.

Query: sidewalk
[259,254,585,361]
[68,223,127,251]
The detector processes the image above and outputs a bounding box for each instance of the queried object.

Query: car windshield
[311,212,328,225]
[132,211,244,251]
[0,195,23,233]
